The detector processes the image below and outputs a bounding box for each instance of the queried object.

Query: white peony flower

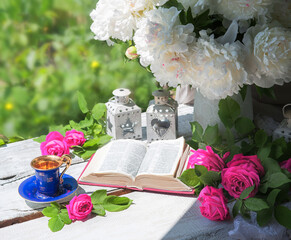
[177,0,210,17]
[150,50,195,87]
[134,7,195,67]
[189,32,248,99]
[90,0,167,42]
[244,26,291,88]
[271,0,291,28]
[211,0,272,21]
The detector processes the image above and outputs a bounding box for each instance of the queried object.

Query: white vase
[193,87,253,134]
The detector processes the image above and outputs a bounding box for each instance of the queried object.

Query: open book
[78,137,193,194]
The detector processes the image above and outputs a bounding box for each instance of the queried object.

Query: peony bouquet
[90,0,291,100]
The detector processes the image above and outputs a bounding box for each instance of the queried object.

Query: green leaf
[199,171,221,186]
[239,185,255,200]
[8,136,24,143]
[218,97,240,128]
[92,204,106,216]
[186,140,199,150]
[102,196,133,212]
[270,138,287,159]
[257,208,273,227]
[268,172,291,188]
[69,120,81,130]
[91,190,108,205]
[255,130,268,148]
[59,212,72,225]
[92,103,106,120]
[267,189,281,207]
[0,139,6,146]
[98,135,112,146]
[33,135,46,143]
[239,85,248,101]
[93,124,103,136]
[234,117,255,136]
[162,0,184,10]
[257,145,271,161]
[178,169,201,188]
[261,158,281,174]
[83,139,100,148]
[77,91,89,114]
[241,141,255,155]
[49,125,66,136]
[244,198,269,211]
[42,206,59,217]
[190,121,203,142]
[255,86,276,100]
[203,124,219,145]
[79,115,94,129]
[80,150,97,160]
[50,202,61,210]
[228,145,241,161]
[232,199,242,218]
[225,128,235,146]
[274,205,291,229]
[48,215,65,232]
[194,165,208,177]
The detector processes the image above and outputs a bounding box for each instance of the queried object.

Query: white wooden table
[0,105,234,240]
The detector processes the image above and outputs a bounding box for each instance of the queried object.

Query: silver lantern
[106,88,142,140]
[146,89,178,142]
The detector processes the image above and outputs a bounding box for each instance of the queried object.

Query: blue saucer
[18,174,78,203]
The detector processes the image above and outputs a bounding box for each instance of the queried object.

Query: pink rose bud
[66,194,93,220]
[280,158,291,173]
[64,129,86,148]
[40,139,70,157]
[227,154,265,177]
[40,131,70,157]
[198,186,230,221]
[125,46,138,60]
[187,146,229,172]
[45,131,65,142]
[221,166,260,199]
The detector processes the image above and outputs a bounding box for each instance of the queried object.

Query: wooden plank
[0,191,233,240]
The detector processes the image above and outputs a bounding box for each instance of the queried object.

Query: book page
[137,137,185,176]
[97,140,147,178]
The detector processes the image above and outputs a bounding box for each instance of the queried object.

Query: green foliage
[43,190,133,232]
[179,165,220,196]
[184,91,291,228]
[42,202,72,232]
[0,0,156,139]
[274,205,291,229]
[218,96,240,128]
[239,185,255,200]
[33,92,111,159]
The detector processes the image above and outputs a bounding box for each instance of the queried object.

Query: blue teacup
[31,155,72,196]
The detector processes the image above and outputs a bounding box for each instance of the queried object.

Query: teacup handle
[59,154,72,184]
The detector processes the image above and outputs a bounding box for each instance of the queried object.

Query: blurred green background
[0,0,156,139]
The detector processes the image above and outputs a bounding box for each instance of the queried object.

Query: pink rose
[221,166,260,199]
[187,146,229,172]
[40,131,69,157]
[198,186,230,221]
[64,129,86,148]
[40,140,70,157]
[46,131,64,142]
[66,194,93,220]
[227,154,265,177]
[280,158,291,173]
